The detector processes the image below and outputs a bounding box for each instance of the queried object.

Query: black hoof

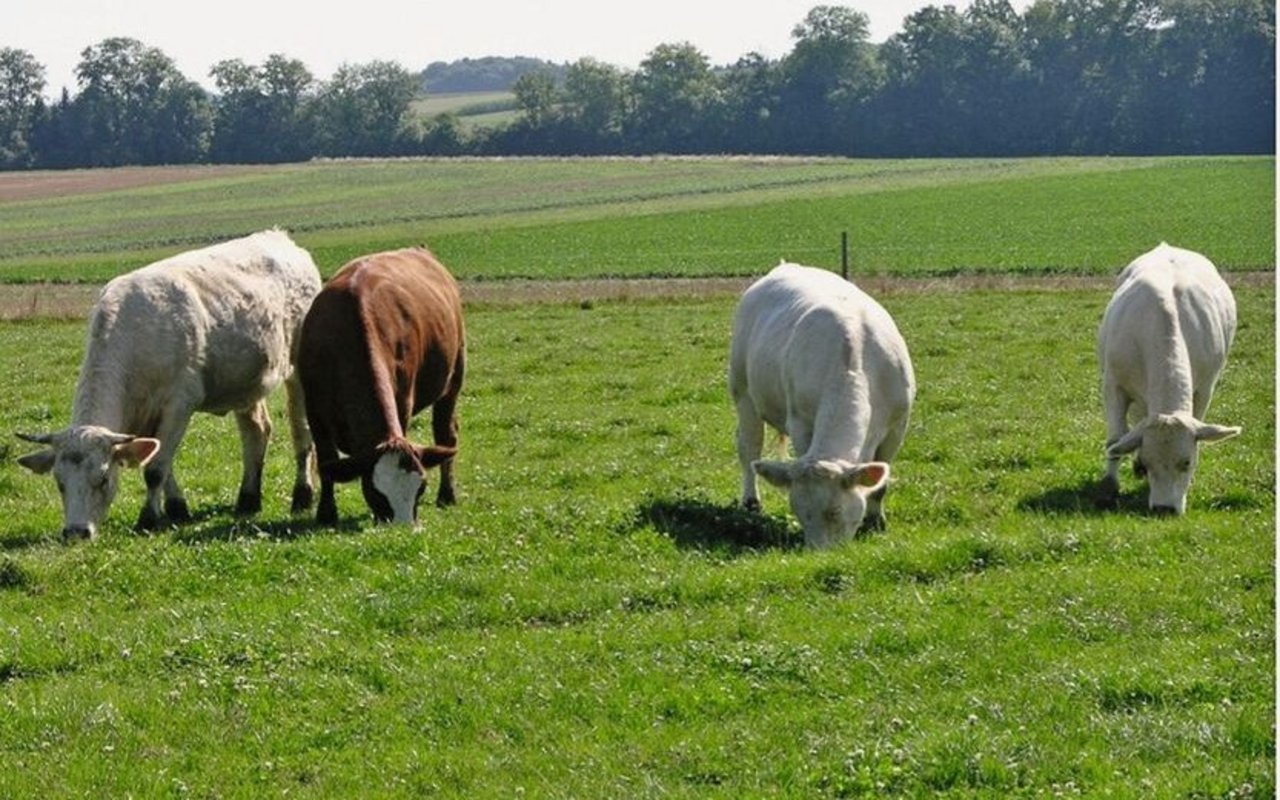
[859,513,886,534]
[136,505,162,532]
[234,491,262,517]
[743,497,761,512]
[316,501,338,526]
[165,498,192,523]
[291,484,314,513]
[436,488,457,508]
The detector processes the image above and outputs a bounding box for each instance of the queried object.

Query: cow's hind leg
[285,372,315,513]
[734,395,765,511]
[233,399,271,516]
[431,391,460,508]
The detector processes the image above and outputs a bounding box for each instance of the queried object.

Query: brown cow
[297,247,464,525]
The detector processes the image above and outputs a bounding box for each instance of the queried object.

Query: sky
[12,0,970,97]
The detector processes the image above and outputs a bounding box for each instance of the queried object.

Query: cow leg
[431,392,460,508]
[863,415,908,531]
[233,400,272,516]
[138,411,195,530]
[1101,379,1130,496]
[284,372,316,513]
[311,420,340,526]
[735,395,765,511]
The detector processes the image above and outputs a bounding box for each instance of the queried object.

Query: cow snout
[61,523,94,541]
[1150,504,1180,517]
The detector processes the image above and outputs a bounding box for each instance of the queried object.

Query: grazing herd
[16,231,1242,546]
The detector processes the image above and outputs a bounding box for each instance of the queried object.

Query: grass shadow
[1017,476,1148,516]
[631,492,800,554]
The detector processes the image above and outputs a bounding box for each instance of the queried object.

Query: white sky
[11,0,972,97]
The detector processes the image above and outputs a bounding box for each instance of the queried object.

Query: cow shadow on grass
[1017,477,1149,516]
[169,504,365,545]
[630,493,801,555]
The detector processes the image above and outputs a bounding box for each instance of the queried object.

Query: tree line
[0,0,1272,170]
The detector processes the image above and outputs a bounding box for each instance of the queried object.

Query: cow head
[325,438,456,524]
[16,426,160,540]
[753,458,889,548]
[1106,412,1240,514]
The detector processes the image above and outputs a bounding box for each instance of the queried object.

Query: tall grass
[0,283,1271,796]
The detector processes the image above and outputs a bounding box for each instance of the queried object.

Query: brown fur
[298,247,465,523]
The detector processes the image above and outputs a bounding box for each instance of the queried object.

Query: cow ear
[113,437,160,468]
[753,459,794,488]
[324,457,364,484]
[1194,422,1241,444]
[17,449,56,475]
[842,462,889,493]
[415,445,457,468]
[1105,424,1146,458]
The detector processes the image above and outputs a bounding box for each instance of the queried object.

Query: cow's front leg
[138,408,195,530]
[1100,379,1130,498]
[734,396,765,511]
[234,400,272,515]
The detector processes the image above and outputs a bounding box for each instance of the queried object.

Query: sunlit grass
[0,284,1271,796]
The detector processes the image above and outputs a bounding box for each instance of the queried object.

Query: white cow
[17,230,321,539]
[1098,243,1241,514]
[729,263,916,548]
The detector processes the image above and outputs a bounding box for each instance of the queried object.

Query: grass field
[0,281,1272,796]
[410,91,520,131]
[0,156,1271,283]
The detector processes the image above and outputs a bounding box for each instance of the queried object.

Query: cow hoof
[291,484,314,513]
[234,491,262,517]
[743,498,761,513]
[436,489,457,508]
[859,514,886,534]
[135,506,162,532]
[316,501,339,526]
[165,498,192,523]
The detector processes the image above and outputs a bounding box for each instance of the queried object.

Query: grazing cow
[729,263,915,548]
[17,230,321,539]
[298,247,464,525]
[1098,243,1240,514]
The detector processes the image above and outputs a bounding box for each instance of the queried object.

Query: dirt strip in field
[0,272,1272,322]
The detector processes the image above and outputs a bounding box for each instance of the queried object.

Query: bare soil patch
[0,165,275,203]
[1,272,1270,322]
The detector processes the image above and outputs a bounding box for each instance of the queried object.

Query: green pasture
[0,284,1272,796]
[0,156,1271,283]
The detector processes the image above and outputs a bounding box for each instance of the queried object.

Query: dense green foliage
[0,156,1271,284]
[0,1,1273,167]
[0,285,1272,796]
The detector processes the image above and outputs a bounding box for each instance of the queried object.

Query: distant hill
[420,56,568,93]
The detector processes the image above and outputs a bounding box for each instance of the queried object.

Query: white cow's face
[16,426,159,540]
[367,449,425,525]
[755,459,889,548]
[1108,413,1241,515]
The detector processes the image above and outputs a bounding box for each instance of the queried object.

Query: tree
[512,70,559,128]
[209,54,316,163]
[780,5,881,153]
[718,52,783,153]
[629,42,719,152]
[0,47,46,168]
[314,60,419,156]
[72,37,211,165]
[561,58,625,150]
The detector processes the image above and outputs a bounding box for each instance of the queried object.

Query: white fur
[19,230,321,535]
[1098,243,1240,513]
[729,263,915,547]
[371,452,423,525]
